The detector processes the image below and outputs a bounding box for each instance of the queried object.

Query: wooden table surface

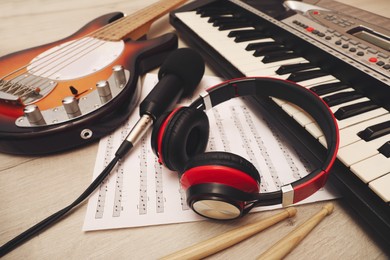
[0,0,389,259]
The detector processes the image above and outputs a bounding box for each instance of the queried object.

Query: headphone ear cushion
[152,107,210,172]
[181,151,260,193]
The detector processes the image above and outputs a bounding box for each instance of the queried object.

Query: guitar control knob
[113,65,126,88]
[96,80,112,103]
[24,105,46,126]
[62,96,81,118]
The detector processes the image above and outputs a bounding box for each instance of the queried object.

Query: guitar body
[0,12,178,155]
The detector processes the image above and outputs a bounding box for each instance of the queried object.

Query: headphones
[151,77,339,220]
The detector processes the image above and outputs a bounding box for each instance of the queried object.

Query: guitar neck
[92,0,188,41]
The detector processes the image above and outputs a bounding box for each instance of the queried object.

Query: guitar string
[0,0,178,86]
[0,0,175,96]
[0,2,163,99]
[16,39,108,98]
[1,37,98,97]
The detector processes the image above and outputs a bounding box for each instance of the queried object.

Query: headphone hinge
[281,184,294,207]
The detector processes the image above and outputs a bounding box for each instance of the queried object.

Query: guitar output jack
[81,129,93,139]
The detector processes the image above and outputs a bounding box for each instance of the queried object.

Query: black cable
[0,155,120,257]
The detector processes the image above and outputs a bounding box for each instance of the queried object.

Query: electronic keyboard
[169,0,390,246]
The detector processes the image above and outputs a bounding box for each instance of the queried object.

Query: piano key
[336,107,389,130]
[319,113,390,148]
[211,17,240,25]
[310,81,350,96]
[369,173,390,202]
[322,91,364,107]
[287,69,329,83]
[275,62,317,75]
[262,51,299,63]
[334,100,379,120]
[228,30,270,42]
[253,45,288,57]
[351,153,390,183]
[297,75,340,88]
[246,41,281,51]
[217,20,254,30]
[242,58,309,76]
[358,120,390,141]
[338,135,390,166]
[378,141,390,157]
[197,8,234,17]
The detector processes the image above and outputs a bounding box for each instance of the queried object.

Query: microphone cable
[0,155,120,257]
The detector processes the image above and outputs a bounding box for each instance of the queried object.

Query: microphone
[0,48,204,257]
[116,48,205,158]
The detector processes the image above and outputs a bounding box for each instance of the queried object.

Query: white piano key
[293,111,315,126]
[338,134,390,166]
[351,153,390,183]
[319,88,357,98]
[298,75,339,87]
[242,57,309,76]
[272,97,286,106]
[305,122,323,139]
[369,173,390,202]
[281,102,302,116]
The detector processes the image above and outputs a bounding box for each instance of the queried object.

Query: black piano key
[228,30,269,42]
[197,8,233,17]
[310,82,350,96]
[246,41,278,51]
[262,51,299,64]
[211,17,239,25]
[322,91,364,107]
[253,45,287,57]
[218,20,253,30]
[358,121,390,141]
[378,141,390,158]
[334,101,379,120]
[275,62,317,75]
[287,69,328,83]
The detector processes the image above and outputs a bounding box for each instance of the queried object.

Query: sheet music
[83,74,339,231]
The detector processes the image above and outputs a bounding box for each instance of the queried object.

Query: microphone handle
[139,74,184,119]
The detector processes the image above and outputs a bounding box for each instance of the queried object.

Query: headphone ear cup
[151,107,210,172]
[182,151,261,188]
[181,152,261,220]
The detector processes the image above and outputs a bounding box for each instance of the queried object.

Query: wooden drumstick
[160,207,297,260]
[257,203,334,260]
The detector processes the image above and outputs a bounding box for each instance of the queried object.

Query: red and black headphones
[151,77,339,220]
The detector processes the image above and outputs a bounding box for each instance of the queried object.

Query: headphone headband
[189,77,339,207]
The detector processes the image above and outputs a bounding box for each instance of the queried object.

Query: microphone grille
[158,48,205,95]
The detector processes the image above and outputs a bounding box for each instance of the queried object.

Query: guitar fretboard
[92,0,187,41]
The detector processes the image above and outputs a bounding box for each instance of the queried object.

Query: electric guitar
[0,0,187,155]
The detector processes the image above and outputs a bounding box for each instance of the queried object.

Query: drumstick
[257,203,334,260]
[160,207,297,260]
